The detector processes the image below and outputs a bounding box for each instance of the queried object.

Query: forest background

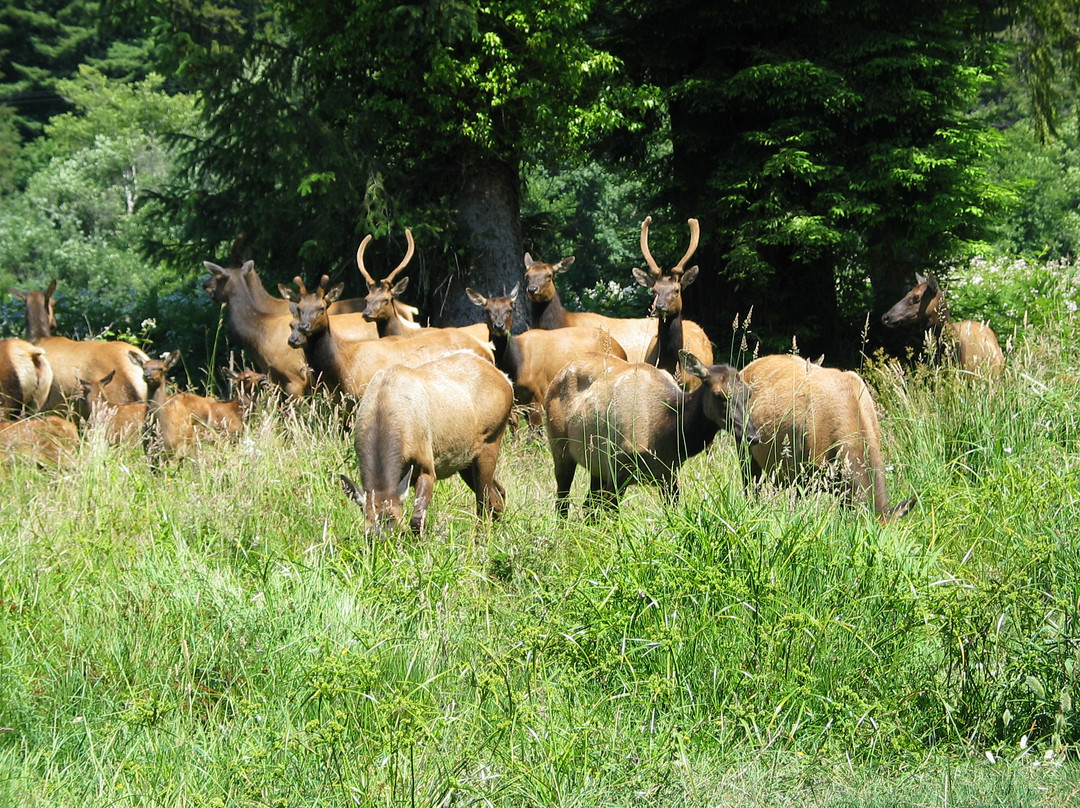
[1,0,1079,374]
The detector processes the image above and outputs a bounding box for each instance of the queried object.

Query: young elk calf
[544,351,757,515]
[881,273,1004,377]
[79,351,176,445]
[0,415,79,468]
[465,283,627,428]
[340,351,514,535]
[740,353,914,521]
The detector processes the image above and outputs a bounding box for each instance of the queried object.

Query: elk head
[357,229,415,323]
[523,254,575,303]
[11,278,58,341]
[631,217,700,320]
[680,351,759,446]
[130,350,180,395]
[881,272,947,329]
[340,468,413,535]
[203,259,255,303]
[465,283,520,337]
[280,276,343,348]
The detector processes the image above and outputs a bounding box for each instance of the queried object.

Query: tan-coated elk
[356,229,487,343]
[280,276,493,401]
[523,225,713,375]
[739,353,914,521]
[881,273,1005,377]
[77,350,169,444]
[631,216,715,382]
[544,350,758,515]
[340,350,514,534]
[10,280,150,410]
[465,283,627,429]
[0,414,80,469]
[142,355,266,460]
[0,337,54,419]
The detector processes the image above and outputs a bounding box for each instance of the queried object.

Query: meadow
[1,258,1079,806]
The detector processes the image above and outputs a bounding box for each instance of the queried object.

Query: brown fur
[340,351,514,534]
[881,273,1005,378]
[280,276,494,401]
[0,338,53,419]
[466,283,628,428]
[10,280,149,411]
[544,351,756,514]
[0,415,79,468]
[523,251,713,372]
[740,353,913,521]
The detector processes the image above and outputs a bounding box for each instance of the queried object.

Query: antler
[672,218,700,277]
[355,235,376,286]
[292,276,309,296]
[639,216,662,278]
[385,228,415,284]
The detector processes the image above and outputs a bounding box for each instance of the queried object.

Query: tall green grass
[1,274,1079,806]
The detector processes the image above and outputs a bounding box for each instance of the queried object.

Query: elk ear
[508,282,520,303]
[340,474,365,507]
[465,288,487,307]
[523,252,534,268]
[631,266,655,288]
[10,288,27,301]
[390,277,409,297]
[163,351,180,370]
[203,261,226,276]
[325,283,345,303]
[128,350,147,368]
[915,272,928,285]
[396,466,414,499]
[100,369,116,386]
[240,260,255,276]
[924,273,940,292]
[45,279,57,297]
[679,350,709,380]
[680,265,699,287]
[278,284,299,302]
[221,367,238,381]
[553,257,575,273]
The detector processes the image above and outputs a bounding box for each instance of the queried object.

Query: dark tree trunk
[437,156,527,330]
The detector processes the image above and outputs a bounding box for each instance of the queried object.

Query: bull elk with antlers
[280,276,494,401]
[10,280,150,411]
[340,350,514,534]
[523,218,712,376]
[881,273,1004,378]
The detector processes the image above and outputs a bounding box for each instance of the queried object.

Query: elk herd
[1,216,1008,529]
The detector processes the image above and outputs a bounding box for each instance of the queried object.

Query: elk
[356,229,486,342]
[0,414,80,468]
[881,273,1005,377]
[523,240,713,373]
[280,276,493,401]
[544,350,757,515]
[466,283,627,428]
[0,338,54,419]
[739,353,914,521]
[10,280,150,410]
[340,350,514,534]
[142,356,266,460]
[631,216,715,381]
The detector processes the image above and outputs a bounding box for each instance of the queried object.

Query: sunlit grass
[2,289,1079,806]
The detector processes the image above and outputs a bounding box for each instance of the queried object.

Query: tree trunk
[437,156,527,330]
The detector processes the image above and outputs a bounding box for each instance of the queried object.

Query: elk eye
[911,295,920,303]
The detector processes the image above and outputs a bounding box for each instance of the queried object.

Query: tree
[120,0,642,326]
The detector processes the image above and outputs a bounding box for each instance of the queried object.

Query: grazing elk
[0,338,54,419]
[631,216,715,382]
[544,350,757,515]
[523,238,712,373]
[340,350,514,534]
[739,353,914,521]
[881,273,1005,377]
[466,283,627,428]
[10,280,150,410]
[280,276,493,401]
[0,414,80,468]
[356,230,486,342]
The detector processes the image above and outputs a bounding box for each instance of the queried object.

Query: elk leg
[552,455,576,518]
[471,449,506,518]
[410,471,436,534]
